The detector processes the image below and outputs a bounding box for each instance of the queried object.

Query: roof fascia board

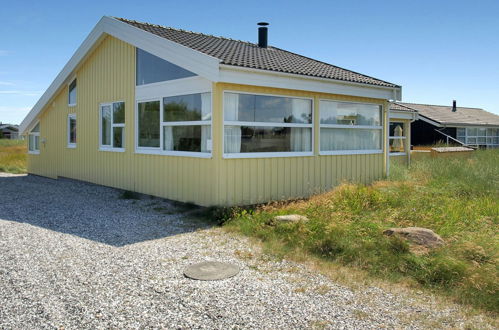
[436,123,499,128]
[389,111,415,120]
[219,65,401,101]
[416,115,443,127]
[104,17,220,81]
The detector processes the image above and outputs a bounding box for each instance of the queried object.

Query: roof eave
[219,64,401,101]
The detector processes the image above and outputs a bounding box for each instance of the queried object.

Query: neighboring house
[391,102,499,149]
[0,124,20,139]
[20,16,404,206]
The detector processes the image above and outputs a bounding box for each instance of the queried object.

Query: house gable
[20,16,220,134]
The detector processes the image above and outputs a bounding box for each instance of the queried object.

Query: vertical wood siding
[212,83,387,206]
[27,37,388,206]
[27,36,215,205]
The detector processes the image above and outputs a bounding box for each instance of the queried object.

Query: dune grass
[223,150,499,313]
[0,139,27,174]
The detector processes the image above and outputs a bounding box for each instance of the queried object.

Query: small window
[100,101,125,151]
[68,79,77,106]
[67,114,77,148]
[28,123,40,154]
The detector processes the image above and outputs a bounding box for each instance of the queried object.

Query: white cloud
[0,90,42,96]
[0,50,8,56]
[0,81,15,86]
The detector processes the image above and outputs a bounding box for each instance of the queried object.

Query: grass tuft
[224,149,499,313]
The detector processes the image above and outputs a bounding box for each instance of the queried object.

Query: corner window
[136,93,212,156]
[68,79,77,106]
[28,123,40,154]
[223,92,313,157]
[319,100,382,154]
[136,48,196,86]
[389,122,406,154]
[138,101,160,148]
[67,114,77,148]
[100,101,125,151]
[163,93,211,153]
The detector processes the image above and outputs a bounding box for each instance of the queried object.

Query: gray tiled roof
[393,102,499,126]
[390,102,417,112]
[116,18,399,88]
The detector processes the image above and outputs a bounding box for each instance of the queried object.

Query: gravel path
[0,174,492,329]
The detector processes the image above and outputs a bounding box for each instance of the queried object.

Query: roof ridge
[270,46,401,88]
[114,17,259,46]
[397,101,483,110]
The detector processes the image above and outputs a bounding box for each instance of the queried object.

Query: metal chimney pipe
[452,100,457,112]
[258,22,269,48]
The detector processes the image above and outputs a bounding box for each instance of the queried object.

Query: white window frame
[28,122,40,155]
[99,101,125,152]
[222,90,314,159]
[67,113,77,148]
[389,121,407,156]
[135,92,213,158]
[319,99,383,156]
[457,126,499,147]
[68,78,77,107]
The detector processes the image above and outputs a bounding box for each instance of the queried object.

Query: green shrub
[119,190,141,200]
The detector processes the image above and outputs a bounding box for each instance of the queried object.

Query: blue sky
[1,0,498,124]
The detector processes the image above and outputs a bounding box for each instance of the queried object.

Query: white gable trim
[219,65,402,101]
[20,16,220,134]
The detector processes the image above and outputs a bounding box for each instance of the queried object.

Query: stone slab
[184,261,239,281]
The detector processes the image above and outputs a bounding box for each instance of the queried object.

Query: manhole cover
[184,261,239,281]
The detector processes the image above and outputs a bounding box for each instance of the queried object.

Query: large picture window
[28,123,40,154]
[319,100,382,154]
[136,92,212,156]
[136,49,196,86]
[100,101,125,151]
[223,92,313,157]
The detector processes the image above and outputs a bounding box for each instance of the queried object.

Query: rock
[268,214,309,225]
[383,227,444,249]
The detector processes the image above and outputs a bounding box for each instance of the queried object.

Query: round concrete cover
[184,261,239,281]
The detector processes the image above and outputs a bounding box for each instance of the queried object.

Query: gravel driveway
[0,174,491,329]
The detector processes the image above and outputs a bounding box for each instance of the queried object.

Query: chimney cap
[257,22,269,26]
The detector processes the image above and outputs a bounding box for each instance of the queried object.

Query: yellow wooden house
[20,17,412,206]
